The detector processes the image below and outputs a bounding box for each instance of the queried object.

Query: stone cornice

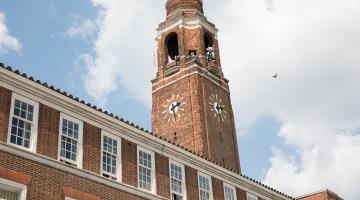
[157,13,219,38]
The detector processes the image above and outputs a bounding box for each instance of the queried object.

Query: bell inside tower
[204,32,215,61]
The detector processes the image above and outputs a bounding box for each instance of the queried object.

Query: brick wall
[37,104,60,159]
[155,153,170,198]
[298,191,341,200]
[122,139,138,187]
[0,86,11,142]
[237,187,247,200]
[152,12,241,172]
[185,165,199,200]
[83,122,101,174]
[212,177,224,200]
[0,151,145,200]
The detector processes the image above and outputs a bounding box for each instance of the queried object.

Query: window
[198,172,213,200]
[169,160,186,200]
[8,93,39,151]
[0,178,27,200]
[247,192,258,200]
[101,131,121,181]
[137,146,155,193]
[58,113,83,168]
[223,183,237,200]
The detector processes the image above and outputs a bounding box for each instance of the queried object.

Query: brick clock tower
[152,0,241,172]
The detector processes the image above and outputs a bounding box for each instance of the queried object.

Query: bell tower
[152,0,241,172]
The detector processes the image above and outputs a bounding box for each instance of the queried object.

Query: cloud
[0,12,21,54]
[66,18,97,40]
[81,0,162,107]
[81,0,360,198]
[208,0,360,199]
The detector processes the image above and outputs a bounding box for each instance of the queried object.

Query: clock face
[209,94,227,122]
[162,94,186,122]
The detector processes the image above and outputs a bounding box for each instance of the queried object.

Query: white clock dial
[209,94,227,122]
[161,94,186,122]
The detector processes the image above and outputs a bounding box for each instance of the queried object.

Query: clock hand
[170,102,179,121]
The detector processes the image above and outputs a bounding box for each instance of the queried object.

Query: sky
[1,0,360,199]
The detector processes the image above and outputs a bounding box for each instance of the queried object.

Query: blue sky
[0,0,289,182]
[1,0,360,199]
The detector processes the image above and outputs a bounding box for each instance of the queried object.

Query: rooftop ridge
[0,62,294,199]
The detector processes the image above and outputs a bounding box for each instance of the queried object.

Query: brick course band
[63,187,101,200]
[0,166,31,185]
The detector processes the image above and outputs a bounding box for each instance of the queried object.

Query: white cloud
[0,12,21,54]
[208,0,360,199]
[81,0,360,198]
[82,0,162,107]
[66,18,97,40]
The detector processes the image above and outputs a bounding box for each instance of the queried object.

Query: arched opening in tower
[204,32,213,50]
[166,33,179,64]
[204,33,215,61]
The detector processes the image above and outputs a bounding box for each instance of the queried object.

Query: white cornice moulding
[157,16,218,38]
[0,68,292,200]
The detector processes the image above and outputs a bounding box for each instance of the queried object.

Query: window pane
[0,188,19,200]
[10,116,32,148]
[138,150,153,191]
[60,135,78,161]
[102,135,118,177]
[170,163,183,195]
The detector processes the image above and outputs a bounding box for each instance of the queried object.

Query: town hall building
[0,0,343,199]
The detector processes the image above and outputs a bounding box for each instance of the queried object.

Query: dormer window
[166,33,179,64]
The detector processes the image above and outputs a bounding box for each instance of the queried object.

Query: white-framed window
[101,131,121,181]
[7,93,39,151]
[223,182,237,200]
[197,172,213,200]
[58,113,83,168]
[247,192,258,200]
[169,160,186,200]
[0,178,27,200]
[137,146,156,193]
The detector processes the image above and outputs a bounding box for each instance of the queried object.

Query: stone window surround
[137,146,156,194]
[197,171,213,200]
[169,159,187,199]
[223,182,237,200]
[0,178,27,200]
[58,113,83,168]
[101,130,122,181]
[7,92,39,152]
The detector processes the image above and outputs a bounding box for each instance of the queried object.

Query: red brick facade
[152,0,240,172]
[0,86,11,143]
[237,188,248,200]
[155,153,171,198]
[298,190,343,200]
[83,122,101,174]
[212,177,225,200]
[185,165,199,200]
[37,104,60,159]
[121,138,138,187]
[0,0,315,199]
[0,151,144,200]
